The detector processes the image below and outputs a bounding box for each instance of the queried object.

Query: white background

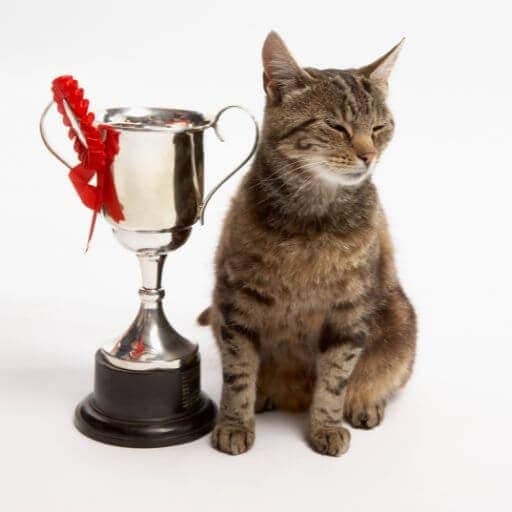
[1,1,511,510]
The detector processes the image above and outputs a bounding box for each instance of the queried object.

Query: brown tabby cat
[199,31,416,457]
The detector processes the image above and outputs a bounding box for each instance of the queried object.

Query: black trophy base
[74,350,217,448]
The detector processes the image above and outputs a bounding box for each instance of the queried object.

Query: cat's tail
[197,307,211,326]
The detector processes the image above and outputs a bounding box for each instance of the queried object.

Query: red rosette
[50,75,124,249]
[51,76,105,171]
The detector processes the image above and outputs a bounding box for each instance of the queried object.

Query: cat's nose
[358,151,377,167]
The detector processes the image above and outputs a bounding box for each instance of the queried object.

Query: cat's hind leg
[344,286,416,429]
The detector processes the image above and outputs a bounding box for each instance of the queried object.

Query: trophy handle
[39,101,73,169]
[199,105,259,224]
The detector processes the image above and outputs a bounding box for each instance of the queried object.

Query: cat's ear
[358,38,405,94]
[262,31,310,101]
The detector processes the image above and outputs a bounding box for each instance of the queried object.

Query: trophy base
[74,350,217,448]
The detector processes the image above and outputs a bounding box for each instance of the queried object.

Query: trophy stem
[99,249,196,370]
[137,252,166,309]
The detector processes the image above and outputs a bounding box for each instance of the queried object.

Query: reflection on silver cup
[101,108,206,239]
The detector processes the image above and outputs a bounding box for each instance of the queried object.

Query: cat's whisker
[247,159,336,202]
[289,176,315,203]
[260,161,332,198]
[245,165,311,193]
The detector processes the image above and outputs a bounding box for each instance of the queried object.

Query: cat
[199,31,416,456]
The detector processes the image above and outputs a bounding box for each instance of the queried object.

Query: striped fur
[204,32,416,456]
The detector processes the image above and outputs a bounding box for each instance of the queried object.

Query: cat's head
[261,31,403,187]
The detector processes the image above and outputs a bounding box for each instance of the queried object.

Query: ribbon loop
[69,164,100,210]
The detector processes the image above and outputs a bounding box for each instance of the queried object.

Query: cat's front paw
[309,427,351,457]
[345,401,385,430]
[211,422,255,455]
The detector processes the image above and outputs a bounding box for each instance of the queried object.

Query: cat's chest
[267,236,368,300]
[274,240,341,281]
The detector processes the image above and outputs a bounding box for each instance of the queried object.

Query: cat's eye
[297,138,312,150]
[373,124,386,133]
[326,120,350,137]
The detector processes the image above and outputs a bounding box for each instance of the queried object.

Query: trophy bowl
[40,83,258,447]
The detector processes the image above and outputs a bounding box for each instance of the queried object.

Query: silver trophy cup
[41,103,258,447]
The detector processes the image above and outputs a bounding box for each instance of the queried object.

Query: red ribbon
[51,76,124,249]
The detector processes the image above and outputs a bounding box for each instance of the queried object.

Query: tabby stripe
[219,301,235,321]
[229,323,260,349]
[220,325,233,342]
[319,407,342,424]
[222,412,242,424]
[223,372,249,385]
[223,322,261,350]
[360,78,375,112]
[239,285,275,306]
[318,323,368,353]
[277,118,317,141]
[341,72,362,102]
[333,74,358,115]
[333,297,363,311]
[231,383,249,393]
[219,301,260,349]
[325,377,348,396]
[219,274,274,307]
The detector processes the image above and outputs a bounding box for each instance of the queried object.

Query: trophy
[40,76,258,447]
